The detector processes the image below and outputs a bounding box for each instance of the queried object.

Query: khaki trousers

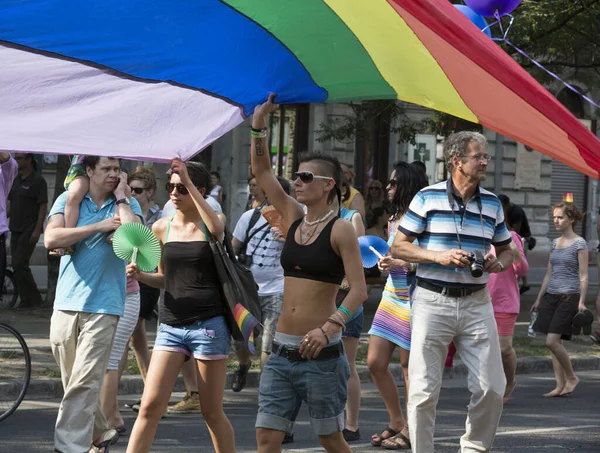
[408,287,505,453]
[50,310,119,453]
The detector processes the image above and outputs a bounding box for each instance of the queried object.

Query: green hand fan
[112,223,161,272]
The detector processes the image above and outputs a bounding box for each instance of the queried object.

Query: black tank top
[160,219,225,326]
[280,216,345,285]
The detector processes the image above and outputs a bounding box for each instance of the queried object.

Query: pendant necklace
[299,210,334,245]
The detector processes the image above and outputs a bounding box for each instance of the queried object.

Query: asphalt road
[1,371,599,452]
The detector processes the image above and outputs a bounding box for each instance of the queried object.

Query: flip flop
[371,426,399,447]
[382,432,411,450]
[115,426,127,434]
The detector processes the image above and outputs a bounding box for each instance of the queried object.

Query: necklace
[303,209,334,226]
[299,222,319,245]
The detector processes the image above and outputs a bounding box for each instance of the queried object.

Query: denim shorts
[154,315,231,360]
[256,344,351,436]
[342,309,364,339]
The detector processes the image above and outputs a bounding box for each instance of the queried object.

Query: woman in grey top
[532,202,588,397]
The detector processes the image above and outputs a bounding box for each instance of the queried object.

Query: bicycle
[0,269,19,310]
[0,322,31,421]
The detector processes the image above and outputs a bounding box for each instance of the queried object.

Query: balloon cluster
[453,0,523,39]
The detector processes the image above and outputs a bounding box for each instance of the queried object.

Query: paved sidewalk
[1,288,600,400]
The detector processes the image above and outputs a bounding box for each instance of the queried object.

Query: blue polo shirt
[48,192,142,316]
[398,180,511,288]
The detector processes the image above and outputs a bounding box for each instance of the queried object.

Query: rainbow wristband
[337,306,351,319]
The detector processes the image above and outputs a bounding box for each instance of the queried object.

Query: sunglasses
[387,179,398,187]
[369,186,382,191]
[292,171,333,184]
[166,182,190,195]
[130,186,145,195]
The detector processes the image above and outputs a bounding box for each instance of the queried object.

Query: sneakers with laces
[231,362,252,393]
[167,392,201,414]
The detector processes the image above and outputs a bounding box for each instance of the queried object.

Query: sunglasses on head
[166,182,189,195]
[130,186,145,195]
[292,171,333,184]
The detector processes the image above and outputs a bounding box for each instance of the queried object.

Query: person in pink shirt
[488,229,529,403]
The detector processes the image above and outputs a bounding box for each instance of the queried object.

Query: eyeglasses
[387,179,398,187]
[466,154,492,163]
[165,183,189,195]
[130,186,145,195]
[292,171,334,184]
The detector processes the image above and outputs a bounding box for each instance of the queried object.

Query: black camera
[468,251,485,278]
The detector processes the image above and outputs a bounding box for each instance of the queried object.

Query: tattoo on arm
[255,137,265,156]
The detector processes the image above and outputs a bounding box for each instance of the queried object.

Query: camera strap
[447,191,487,254]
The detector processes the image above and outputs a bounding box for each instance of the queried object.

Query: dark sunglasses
[292,171,333,184]
[387,179,398,187]
[130,186,145,195]
[165,182,189,195]
[369,186,382,191]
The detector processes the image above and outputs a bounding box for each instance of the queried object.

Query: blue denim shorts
[256,343,351,436]
[342,309,364,339]
[154,316,231,360]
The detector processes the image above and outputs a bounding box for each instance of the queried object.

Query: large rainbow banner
[1,0,599,176]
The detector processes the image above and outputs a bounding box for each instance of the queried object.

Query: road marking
[287,424,600,452]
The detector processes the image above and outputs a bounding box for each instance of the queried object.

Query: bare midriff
[276,277,339,336]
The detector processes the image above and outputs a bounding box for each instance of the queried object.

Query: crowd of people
[0,96,596,452]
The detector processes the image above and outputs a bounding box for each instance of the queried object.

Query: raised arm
[114,172,141,225]
[251,94,304,225]
[171,158,224,236]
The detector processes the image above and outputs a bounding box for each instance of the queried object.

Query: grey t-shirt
[547,237,587,294]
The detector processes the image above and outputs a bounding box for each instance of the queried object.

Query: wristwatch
[116,198,130,206]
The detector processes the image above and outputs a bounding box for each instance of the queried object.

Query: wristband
[251,129,267,139]
[319,327,329,345]
[337,306,351,319]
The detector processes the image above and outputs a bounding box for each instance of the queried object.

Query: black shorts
[139,282,160,320]
[534,293,579,341]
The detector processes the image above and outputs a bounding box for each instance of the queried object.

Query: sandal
[382,431,411,450]
[91,429,119,453]
[371,426,399,447]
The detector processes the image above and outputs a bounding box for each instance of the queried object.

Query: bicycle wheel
[0,270,19,309]
[0,323,31,422]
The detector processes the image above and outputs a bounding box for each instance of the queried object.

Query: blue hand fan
[358,235,389,268]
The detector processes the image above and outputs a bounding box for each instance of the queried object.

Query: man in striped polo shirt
[392,131,514,453]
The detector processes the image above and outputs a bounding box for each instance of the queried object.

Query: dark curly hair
[388,161,428,221]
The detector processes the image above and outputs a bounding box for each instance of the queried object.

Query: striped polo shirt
[398,179,511,288]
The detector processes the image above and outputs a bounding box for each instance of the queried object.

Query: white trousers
[408,286,505,453]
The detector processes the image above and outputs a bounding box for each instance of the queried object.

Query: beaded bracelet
[319,327,330,345]
[337,305,351,319]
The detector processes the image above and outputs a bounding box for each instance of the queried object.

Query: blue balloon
[358,235,389,269]
[454,4,493,38]
[465,0,523,18]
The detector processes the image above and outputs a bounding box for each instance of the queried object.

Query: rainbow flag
[2,0,600,176]
[233,303,259,355]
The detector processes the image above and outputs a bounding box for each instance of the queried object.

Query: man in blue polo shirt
[392,132,513,453]
[45,156,142,453]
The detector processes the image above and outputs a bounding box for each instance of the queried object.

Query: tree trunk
[44,155,70,306]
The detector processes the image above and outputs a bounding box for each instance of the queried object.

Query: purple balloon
[464,0,523,18]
